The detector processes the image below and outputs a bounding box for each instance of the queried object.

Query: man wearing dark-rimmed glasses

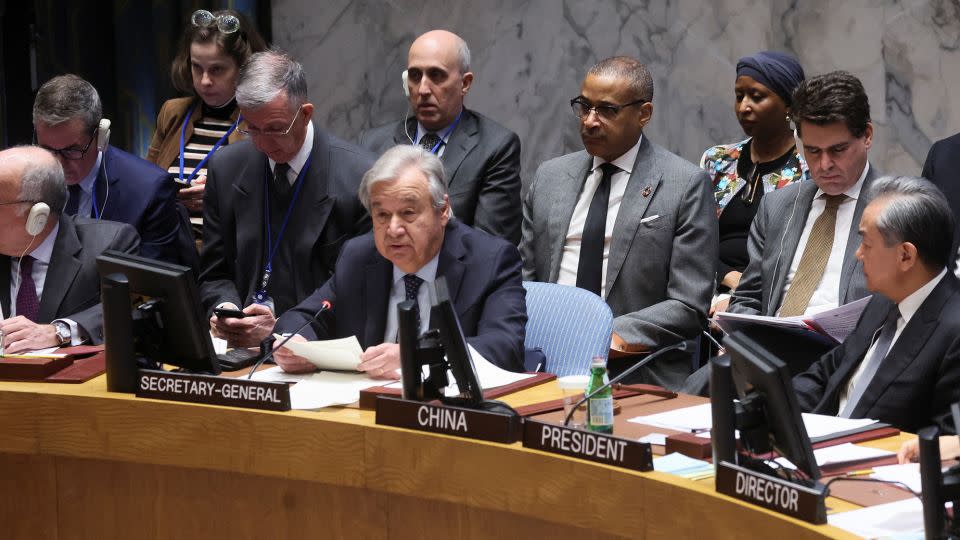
[519,56,718,390]
[200,50,374,348]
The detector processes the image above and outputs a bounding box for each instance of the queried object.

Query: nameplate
[715,461,827,524]
[375,396,521,444]
[136,369,291,411]
[522,419,653,472]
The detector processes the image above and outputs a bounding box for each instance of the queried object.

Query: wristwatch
[52,321,71,347]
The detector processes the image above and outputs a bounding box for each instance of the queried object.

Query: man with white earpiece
[32,75,189,267]
[0,147,139,353]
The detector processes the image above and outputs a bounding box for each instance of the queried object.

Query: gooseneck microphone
[563,341,688,427]
[247,300,332,379]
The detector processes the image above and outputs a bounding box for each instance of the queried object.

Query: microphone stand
[563,341,688,427]
[247,301,332,379]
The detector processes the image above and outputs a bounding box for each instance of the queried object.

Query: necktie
[403,274,425,331]
[64,184,83,216]
[273,163,292,197]
[839,307,901,417]
[576,163,620,296]
[778,194,847,316]
[15,256,39,322]
[419,133,441,153]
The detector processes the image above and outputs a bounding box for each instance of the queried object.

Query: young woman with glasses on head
[147,9,267,214]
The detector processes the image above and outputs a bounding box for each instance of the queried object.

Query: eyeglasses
[35,126,98,160]
[570,97,647,121]
[191,9,240,34]
[237,106,303,138]
[0,200,39,207]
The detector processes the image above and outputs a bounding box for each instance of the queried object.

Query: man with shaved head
[360,29,523,243]
[0,146,139,352]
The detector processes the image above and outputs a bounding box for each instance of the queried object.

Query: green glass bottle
[585,356,614,434]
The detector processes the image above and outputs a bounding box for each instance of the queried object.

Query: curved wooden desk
[0,376,887,539]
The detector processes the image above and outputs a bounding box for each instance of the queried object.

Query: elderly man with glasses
[519,56,718,390]
[200,50,374,348]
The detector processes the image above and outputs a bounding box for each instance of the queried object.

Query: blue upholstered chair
[522,281,614,377]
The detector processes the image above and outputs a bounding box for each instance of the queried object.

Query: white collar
[391,252,440,286]
[591,134,643,174]
[268,121,314,175]
[415,110,462,145]
[814,161,870,201]
[24,221,59,264]
[897,268,948,325]
[77,151,104,194]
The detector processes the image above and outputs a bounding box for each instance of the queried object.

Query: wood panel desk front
[0,376,897,539]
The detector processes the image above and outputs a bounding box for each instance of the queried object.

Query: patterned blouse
[701,138,810,215]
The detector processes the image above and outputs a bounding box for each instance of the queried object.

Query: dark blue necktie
[403,274,424,331]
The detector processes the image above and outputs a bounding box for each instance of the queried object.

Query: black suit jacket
[922,132,960,268]
[793,273,960,433]
[199,124,374,315]
[359,109,522,243]
[0,214,140,343]
[83,145,184,265]
[274,220,527,372]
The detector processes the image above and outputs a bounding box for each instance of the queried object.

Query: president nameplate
[522,420,653,472]
[375,396,521,443]
[137,369,291,411]
[715,461,827,524]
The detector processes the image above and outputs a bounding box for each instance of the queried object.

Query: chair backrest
[522,281,614,377]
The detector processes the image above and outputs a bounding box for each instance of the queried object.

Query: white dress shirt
[779,163,870,316]
[72,151,103,217]
[268,121,315,185]
[382,254,440,343]
[556,136,642,298]
[838,268,947,411]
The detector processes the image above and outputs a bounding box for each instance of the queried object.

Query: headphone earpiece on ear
[25,202,50,236]
[97,118,112,152]
[401,70,410,98]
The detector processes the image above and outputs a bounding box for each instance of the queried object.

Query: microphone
[247,300,332,379]
[563,341,688,427]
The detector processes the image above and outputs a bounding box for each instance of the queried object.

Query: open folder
[714,296,872,345]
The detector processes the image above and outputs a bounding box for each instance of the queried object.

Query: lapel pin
[642,186,652,198]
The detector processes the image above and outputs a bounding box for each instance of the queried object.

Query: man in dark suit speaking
[200,50,373,348]
[359,30,522,243]
[793,176,960,433]
[273,145,527,377]
[0,146,139,352]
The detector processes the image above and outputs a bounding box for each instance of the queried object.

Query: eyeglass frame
[237,105,304,138]
[569,97,648,121]
[191,9,240,34]
[0,200,41,208]
[34,125,99,161]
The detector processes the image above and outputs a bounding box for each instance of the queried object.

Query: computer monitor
[97,250,220,375]
[432,277,483,408]
[919,403,960,538]
[722,330,821,482]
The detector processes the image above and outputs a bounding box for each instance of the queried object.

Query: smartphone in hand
[214,308,247,319]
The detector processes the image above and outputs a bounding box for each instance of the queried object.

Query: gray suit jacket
[728,164,879,316]
[0,214,141,343]
[359,109,522,243]
[520,137,718,389]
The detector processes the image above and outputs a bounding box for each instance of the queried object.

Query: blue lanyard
[178,104,241,185]
[419,110,463,154]
[260,154,313,286]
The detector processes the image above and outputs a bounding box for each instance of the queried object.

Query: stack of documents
[828,498,924,538]
[714,296,871,344]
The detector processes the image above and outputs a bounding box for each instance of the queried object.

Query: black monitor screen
[726,331,820,481]
[97,250,220,374]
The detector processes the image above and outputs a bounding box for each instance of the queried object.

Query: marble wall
[273,0,960,186]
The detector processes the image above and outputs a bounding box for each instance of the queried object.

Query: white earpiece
[401,70,410,97]
[25,202,50,236]
[97,118,112,152]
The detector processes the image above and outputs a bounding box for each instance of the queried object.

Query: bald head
[0,146,66,213]
[406,30,474,132]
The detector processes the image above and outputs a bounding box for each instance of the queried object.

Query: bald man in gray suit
[520,57,717,390]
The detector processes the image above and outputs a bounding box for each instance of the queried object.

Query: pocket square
[640,214,661,224]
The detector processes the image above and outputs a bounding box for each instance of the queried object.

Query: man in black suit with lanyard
[200,50,374,347]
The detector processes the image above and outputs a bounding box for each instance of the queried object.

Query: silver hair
[456,37,471,73]
[32,74,102,132]
[358,145,450,214]
[868,175,955,268]
[587,56,654,102]
[15,147,67,216]
[236,49,308,110]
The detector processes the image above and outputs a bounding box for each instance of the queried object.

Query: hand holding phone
[214,307,247,319]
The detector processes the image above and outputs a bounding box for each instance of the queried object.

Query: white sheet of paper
[288,371,383,410]
[279,335,363,372]
[800,413,879,439]
[627,403,713,432]
[773,443,893,469]
[638,433,667,445]
[443,344,536,396]
[871,463,923,494]
[804,295,872,343]
[246,365,315,383]
[827,498,924,538]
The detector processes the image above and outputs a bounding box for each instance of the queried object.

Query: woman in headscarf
[702,51,808,313]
